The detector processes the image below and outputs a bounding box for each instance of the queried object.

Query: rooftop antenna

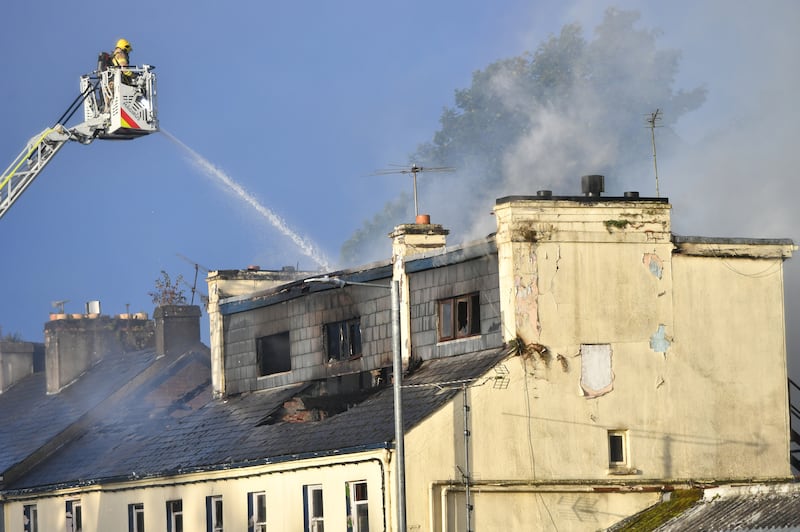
[51,299,69,314]
[176,253,210,306]
[646,109,663,197]
[371,163,455,217]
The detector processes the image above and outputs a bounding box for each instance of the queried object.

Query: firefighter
[112,38,133,82]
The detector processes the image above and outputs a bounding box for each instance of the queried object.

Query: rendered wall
[3,452,388,532]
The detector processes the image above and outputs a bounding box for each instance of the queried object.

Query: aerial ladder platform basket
[0,63,158,220]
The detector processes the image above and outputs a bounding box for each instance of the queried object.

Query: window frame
[248,491,267,532]
[128,503,145,532]
[66,499,82,532]
[346,481,369,532]
[166,500,183,532]
[438,293,481,341]
[608,430,629,468]
[256,331,291,376]
[323,317,362,361]
[206,495,223,532]
[304,484,324,532]
[23,503,38,532]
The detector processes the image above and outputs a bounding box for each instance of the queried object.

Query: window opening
[608,430,628,467]
[304,485,324,532]
[248,491,267,532]
[324,318,362,361]
[256,331,291,376]
[129,503,145,532]
[346,481,369,532]
[207,495,223,532]
[438,293,480,341]
[66,500,82,532]
[24,504,38,532]
[167,500,183,532]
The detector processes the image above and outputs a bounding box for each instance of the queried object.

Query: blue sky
[1,1,799,377]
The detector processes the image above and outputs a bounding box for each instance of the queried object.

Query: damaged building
[0,176,798,531]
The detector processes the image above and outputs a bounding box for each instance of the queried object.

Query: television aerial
[645,109,663,197]
[176,253,210,306]
[371,164,455,217]
[51,299,69,314]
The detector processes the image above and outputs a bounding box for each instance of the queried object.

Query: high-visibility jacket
[112,48,133,80]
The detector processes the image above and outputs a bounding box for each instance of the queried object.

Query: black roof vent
[624,191,639,198]
[581,175,604,197]
[536,190,552,198]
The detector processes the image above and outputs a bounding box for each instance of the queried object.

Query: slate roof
[0,347,157,477]
[5,346,509,493]
[654,483,800,531]
[611,483,800,531]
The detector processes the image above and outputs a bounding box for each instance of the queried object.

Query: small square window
[608,430,628,467]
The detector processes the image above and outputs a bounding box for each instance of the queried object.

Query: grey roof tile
[0,348,156,475]
[655,483,800,531]
[6,346,508,492]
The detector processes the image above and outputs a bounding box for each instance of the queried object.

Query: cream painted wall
[4,451,389,532]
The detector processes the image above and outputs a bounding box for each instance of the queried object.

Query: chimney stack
[0,341,35,393]
[154,305,202,356]
[45,315,154,394]
[581,174,604,197]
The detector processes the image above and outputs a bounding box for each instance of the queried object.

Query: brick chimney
[154,305,202,356]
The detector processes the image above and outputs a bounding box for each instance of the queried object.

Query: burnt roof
[4,346,509,493]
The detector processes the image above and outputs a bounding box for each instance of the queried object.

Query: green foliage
[614,489,702,531]
[149,270,188,306]
[340,8,706,265]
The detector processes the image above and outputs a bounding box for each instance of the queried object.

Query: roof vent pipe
[624,191,640,198]
[536,190,552,198]
[581,175,604,197]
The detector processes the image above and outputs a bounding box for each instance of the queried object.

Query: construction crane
[0,62,158,220]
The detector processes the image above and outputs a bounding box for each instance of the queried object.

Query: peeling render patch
[650,325,670,353]
[580,344,613,398]
[642,253,663,279]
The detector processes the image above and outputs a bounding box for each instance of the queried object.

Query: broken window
[324,318,362,361]
[256,332,291,376]
[580,344,613,398]
[608,430,628,467]
[438,293,481,341]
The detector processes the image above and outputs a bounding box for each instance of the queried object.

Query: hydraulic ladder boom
[0,64,158,221]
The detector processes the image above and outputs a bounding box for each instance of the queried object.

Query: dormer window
[438,293,480,341]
